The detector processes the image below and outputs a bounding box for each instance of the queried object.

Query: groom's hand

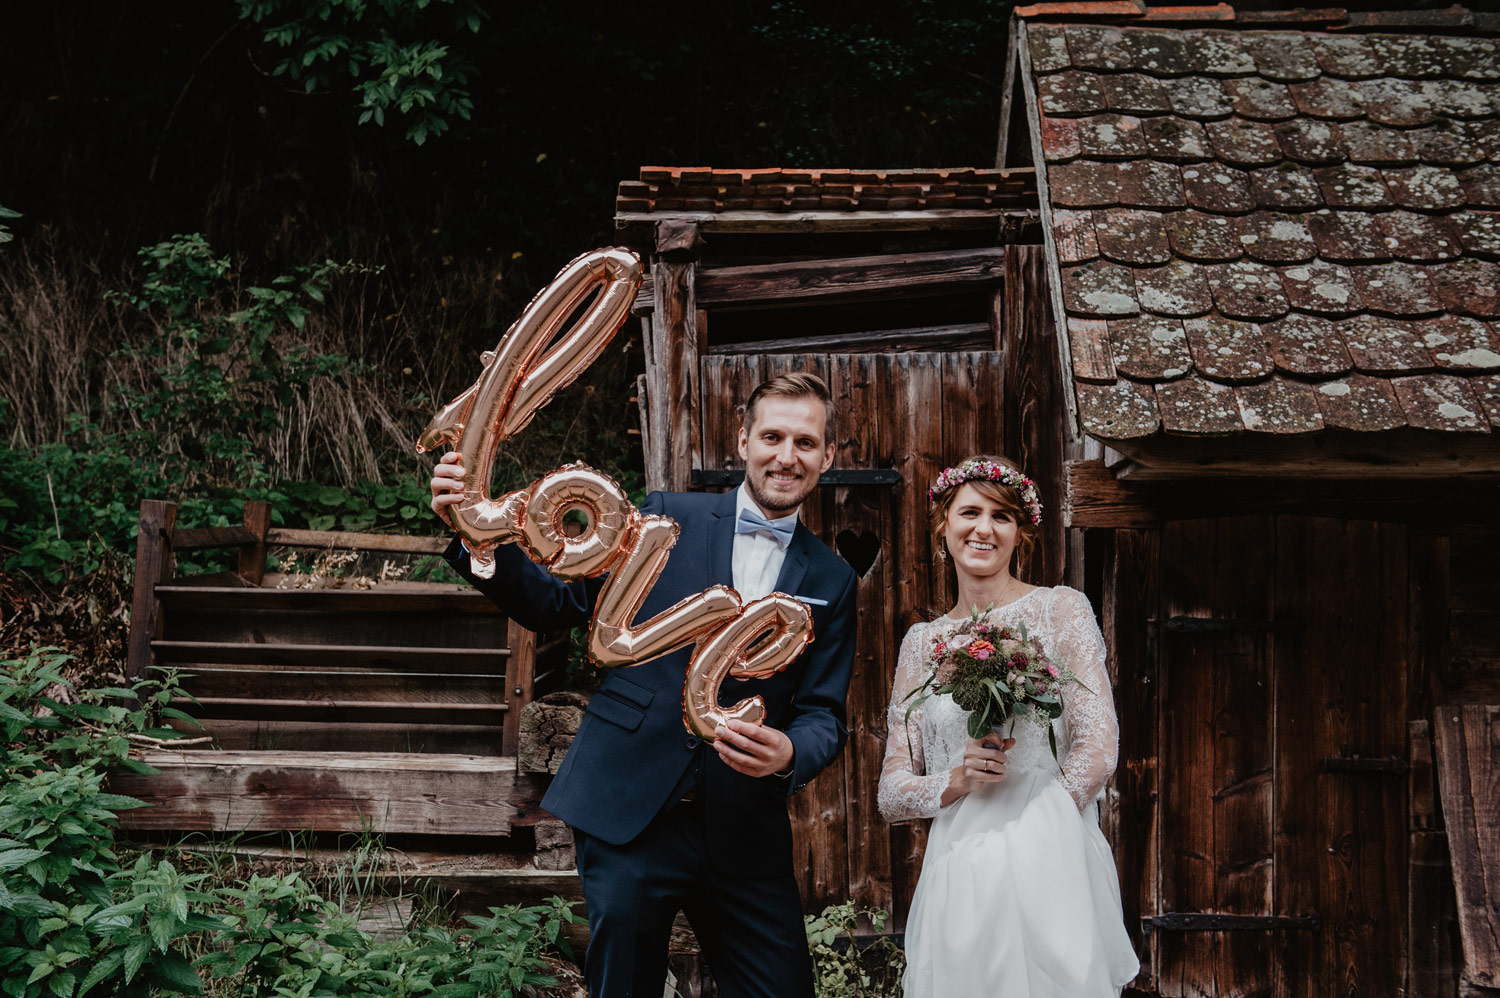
[713,718,795,779]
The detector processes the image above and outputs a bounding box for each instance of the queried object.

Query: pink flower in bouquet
[969,639,995,661]
[1046,664,1059,677]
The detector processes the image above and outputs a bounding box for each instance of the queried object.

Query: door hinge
[1142,913,1321,935]
[1321,755,1408,776]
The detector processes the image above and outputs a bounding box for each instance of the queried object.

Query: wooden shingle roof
[1018,5,1500,443]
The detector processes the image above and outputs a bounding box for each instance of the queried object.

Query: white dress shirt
[731,484,798,602]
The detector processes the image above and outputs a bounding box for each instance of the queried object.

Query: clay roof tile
[1109,314,1194,380]
[1237,377,1326,433]
[1314,374,1408,430]
[1157,374,1245,434]
[1076,379,1162,438]
[1391,373,1491,431]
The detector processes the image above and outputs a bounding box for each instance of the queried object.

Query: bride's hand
[942,734,1016,806]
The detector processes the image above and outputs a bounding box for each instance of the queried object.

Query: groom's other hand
[429,452,467,515]
[714,718,795,778]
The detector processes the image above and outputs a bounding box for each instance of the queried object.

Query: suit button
[685,736,700,749]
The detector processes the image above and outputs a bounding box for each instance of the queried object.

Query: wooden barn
[995,4,1500,996]
[118,3,1500,996]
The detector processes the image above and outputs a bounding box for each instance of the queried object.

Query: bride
[878,455,1139,997]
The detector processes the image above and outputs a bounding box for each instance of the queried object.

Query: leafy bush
[805,902,905,998]
[0,648,217,996]
[0,648,582,997]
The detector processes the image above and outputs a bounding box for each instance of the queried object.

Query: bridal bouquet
[904,607,1086,759]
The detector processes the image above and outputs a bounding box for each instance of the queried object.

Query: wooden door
[1153,516,1408,997]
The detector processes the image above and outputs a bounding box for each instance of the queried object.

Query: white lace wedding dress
[878,586,1140,997]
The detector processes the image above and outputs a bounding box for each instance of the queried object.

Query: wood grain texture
[128,500,177,679]
[239,500,272,584]
[1104,527,1160,993]
[1409,718,1461,998]
[502,618,535,757]
[1274,517,1407,998]
[1435,704,1500,993]
[1158,517,1275,997]
[696,248,1005,310]
[113,750,524,835]
[649,259,701,491]
[1065,459,1161,528]
[1001,245,1066,586]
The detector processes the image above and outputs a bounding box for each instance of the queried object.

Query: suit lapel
[706,488,738,589]
[773,524,811,597]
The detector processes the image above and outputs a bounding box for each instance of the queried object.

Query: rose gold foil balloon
[416,247,642,578]
[682,594,814,740]
[588,515,743,668]
[418,246,816,742]
[519,463,637,580]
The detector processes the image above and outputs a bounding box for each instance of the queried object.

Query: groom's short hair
[741,372,836,442]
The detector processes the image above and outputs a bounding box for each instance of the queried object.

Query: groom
[429,372,858,997]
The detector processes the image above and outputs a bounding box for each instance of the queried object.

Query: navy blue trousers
[572,799,814,998]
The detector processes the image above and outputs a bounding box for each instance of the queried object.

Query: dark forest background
[0,0,1012,664]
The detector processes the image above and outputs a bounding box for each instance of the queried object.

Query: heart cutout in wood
[835,529,882,579]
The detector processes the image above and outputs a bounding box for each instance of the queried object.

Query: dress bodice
[877,586,1120,821]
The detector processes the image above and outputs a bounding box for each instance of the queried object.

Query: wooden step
[156,585,501,615]
[172,697,508,725]
[178,666,508,701]
[152,640,509,672]
[112,750,550,836]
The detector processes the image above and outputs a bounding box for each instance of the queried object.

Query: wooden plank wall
[671,243,1065,926]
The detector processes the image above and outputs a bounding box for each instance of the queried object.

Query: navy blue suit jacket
[447,488,858,877]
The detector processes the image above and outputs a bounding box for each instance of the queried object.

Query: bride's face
[942,483,1020,582]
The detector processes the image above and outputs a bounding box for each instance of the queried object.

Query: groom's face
[737,396,835,516]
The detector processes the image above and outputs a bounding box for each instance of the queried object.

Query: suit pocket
[587,674,656,732]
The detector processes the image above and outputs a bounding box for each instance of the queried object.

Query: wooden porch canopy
[612,165,1041,494]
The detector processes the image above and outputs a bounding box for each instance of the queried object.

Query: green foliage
[0,648,581,997]
[0,648,218,997]
[0,204,18,245]
[236,0,487,144]
[0,235,398,586]
[805,902,905,998]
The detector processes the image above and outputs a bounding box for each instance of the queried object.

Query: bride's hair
[928,453,1038,579]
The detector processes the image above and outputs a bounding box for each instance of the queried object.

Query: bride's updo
[927,453,1039,578]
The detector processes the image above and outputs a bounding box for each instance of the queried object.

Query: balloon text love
[418,248,813,739]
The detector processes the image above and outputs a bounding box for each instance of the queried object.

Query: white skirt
[903,768,1141,997]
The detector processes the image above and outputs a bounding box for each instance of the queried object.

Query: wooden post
[126,500,177,679]
[1435,705,1500,996]
[501,617,536,757]
[238,500,271,585]
[647,219,703,492]
[1000,244,1065,586]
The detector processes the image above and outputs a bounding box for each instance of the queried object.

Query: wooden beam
[239,500,271,585]
[616,208,1033,237]
[171,525,256,551]
[128,500,177,679]
[502,617,536,757]
[694,247,1005,310]
[704,322,991,356]
[264,528,450,554]
[1434,705,1500,995]
[1105,433,1500,480]
[112,750,526,836]
[647,257,702,492]
[1065,459,1161,528]
[1408,718,1461,998]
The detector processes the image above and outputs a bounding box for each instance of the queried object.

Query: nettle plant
[0,648,583,998]
[0,648,216,997]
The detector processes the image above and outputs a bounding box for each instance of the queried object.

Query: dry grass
[0,228,531,489]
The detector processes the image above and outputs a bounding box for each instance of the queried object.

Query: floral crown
[928,459,1043,526]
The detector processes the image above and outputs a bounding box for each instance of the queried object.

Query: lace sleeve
[877,624,950,823]
[1053,588,1120,813]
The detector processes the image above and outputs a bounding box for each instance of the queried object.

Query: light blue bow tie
[735,507,796,548]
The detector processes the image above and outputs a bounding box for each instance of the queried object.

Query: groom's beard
[744,467,818,513]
